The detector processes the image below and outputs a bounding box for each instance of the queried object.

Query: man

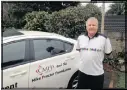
[76,17,112,89]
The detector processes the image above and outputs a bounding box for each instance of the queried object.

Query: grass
[115,71,125,88]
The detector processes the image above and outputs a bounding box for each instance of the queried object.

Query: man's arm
[104,38,112,58]
[104,38,112,54]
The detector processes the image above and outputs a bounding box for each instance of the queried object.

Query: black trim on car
[29,39,35,61]
[25,39,30,61]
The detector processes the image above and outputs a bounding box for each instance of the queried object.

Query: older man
[76,17,112,89]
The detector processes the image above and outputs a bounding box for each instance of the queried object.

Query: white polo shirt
[76,33,112,76]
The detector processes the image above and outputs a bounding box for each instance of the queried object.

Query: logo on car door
[36,65,54,75]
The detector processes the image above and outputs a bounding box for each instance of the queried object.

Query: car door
[2,40,30,89]
[28,38,78,88]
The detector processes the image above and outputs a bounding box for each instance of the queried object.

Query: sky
[81,3,113,12]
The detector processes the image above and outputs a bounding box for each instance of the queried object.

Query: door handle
[10,70,27,77]
[65,57,75,61]
[67,57,75,59]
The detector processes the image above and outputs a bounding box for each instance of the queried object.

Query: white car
[2,30,80,89]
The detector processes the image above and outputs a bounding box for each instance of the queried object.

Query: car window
[33,39,73,60]
[2,41,26,68]
[64,42,73,53]
[48,39,65,55]
[33,39,51,60]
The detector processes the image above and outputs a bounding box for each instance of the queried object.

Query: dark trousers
[77,70,104,89]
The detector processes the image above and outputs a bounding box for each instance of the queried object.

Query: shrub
[24,4,102,38]
[24,11,50,31]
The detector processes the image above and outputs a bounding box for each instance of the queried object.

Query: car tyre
[67,72,78,89]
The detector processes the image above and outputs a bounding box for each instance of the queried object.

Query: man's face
[86,19,98,35]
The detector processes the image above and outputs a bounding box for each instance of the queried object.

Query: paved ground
[104,71,112,88]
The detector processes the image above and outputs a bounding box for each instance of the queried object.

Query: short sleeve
[104,38,112,54]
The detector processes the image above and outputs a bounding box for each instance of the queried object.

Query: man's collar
[85,32,99,39]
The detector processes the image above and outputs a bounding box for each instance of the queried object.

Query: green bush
[24,4,101,38]
[47,4,101,38]
[24,11,50,31]
[45,7,86,38]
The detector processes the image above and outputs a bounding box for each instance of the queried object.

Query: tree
[24,3,102,38]
[2,1,80,29]
[24,11,50,31]
[2,3,14,31]
[106,2,125,15]
[8,2,79,17]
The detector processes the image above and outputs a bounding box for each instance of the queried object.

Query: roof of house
[99,15,125,32]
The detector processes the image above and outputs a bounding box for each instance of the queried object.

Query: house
[104,15,125,39]
[101,15,125,52]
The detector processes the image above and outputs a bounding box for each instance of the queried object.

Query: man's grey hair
[86,17,98,26]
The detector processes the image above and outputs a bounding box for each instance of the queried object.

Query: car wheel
[67,72,78,89]
[72,76,78,89]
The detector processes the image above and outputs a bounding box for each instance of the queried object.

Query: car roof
[17,30,62,36]
[3,30,64,39]
[3,29,63,36]
[3,30,76,43]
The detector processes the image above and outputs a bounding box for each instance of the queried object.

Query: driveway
[104,71,112,88]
